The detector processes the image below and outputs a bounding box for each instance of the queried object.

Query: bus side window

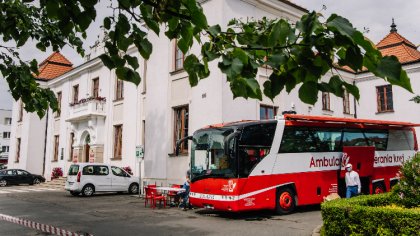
[364,130,388,151]
[387,129,415,151]
[342,130,368,147]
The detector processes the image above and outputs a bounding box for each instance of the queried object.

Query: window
[260,105,278,120]
[1,146,9,152]
[3,132,11,139]
[16,138,21,162]
[174,42,184,71]
[343,91,350,114]
[73,85,79,104]
[279,127,343,153]
[342,130,368,147]
[17,170,29,175]
[113,125,123,159]
[69,132,74,161]
[53,135,59,161]
[68,165,79,175]
[56,92,62,117]
[18,100,23,122]
[92,78,99,98]
[111,166,129,177]
[364,130,388,151]
[4,118,12,125]
[377,85,393,112]
[82,165,109,176]
[322,92,331,111]
[174,106,189,153]
[238,123,277,177]
[115,79,124,100]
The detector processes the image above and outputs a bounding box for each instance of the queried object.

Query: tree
[0,0,413,117]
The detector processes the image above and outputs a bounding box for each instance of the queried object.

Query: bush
[51,167,63,179]
[392,152,420,208]
[321,193,420,236]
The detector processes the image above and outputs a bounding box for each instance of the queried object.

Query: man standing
[345,163,361,198]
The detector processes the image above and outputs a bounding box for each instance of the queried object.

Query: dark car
[0,169,46,187]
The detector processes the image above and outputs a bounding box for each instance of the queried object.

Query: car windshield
[191,128,236,181]
[68,165,79,175]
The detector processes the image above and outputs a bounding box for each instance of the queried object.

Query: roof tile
[36,52,73,80]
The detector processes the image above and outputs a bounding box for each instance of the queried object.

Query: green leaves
[0,1,414,118]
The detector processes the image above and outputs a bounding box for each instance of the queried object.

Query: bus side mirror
[175,136,192,156]
[224,131,240,156]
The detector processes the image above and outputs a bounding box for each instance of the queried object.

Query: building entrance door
[84,134,91,162]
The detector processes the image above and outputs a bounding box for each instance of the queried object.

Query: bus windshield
[191,128,236,181]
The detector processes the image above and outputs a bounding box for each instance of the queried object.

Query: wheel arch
[276,182,298,206]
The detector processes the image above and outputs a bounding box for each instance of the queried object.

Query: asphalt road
[0,187,322,236]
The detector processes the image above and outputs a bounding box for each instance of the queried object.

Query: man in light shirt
[345,163,361,198]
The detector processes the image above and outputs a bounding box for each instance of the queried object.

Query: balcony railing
[66,97,106,122]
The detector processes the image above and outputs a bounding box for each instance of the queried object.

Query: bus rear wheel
[373,183,385,194]
[276,188,296,215]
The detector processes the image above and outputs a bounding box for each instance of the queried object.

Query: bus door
[340,146,375,195]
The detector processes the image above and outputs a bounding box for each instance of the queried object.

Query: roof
[376,20,420,64]
[282,114,420,127]
[278,0,308,13]
[35,52,73,80]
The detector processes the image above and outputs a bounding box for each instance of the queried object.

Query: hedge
[321,193,420,236]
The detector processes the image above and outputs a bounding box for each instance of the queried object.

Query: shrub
[123,166,133,175]
[321,193,420,236]
[51,167,63,179]
[392,152,420,208]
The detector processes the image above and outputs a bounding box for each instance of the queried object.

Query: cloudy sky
[19,0,420,67]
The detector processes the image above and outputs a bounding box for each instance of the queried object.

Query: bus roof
[281,114,420,127]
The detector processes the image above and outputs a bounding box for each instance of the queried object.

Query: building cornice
[241,0,308,20]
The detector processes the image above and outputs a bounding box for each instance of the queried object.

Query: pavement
[0,180,323,236]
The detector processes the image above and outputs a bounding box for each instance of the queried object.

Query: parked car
[65,163,139,197]
[0,169,46,187]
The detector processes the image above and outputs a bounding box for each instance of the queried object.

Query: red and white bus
[177,115,419,214]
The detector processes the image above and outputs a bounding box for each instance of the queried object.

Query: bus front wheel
[276,188,296,215]
[373,183,385,194]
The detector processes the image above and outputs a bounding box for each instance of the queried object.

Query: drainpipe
[42,109,49,176]
[353,81,357,118]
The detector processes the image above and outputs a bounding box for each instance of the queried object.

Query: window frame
[113,125,123,159]
[322,92,331,111]
[260,105,278,120]
[3,132,11,139]
[4,117,12,125]
[115,79,124,101]
[73,85,79,104]
[173,105,189,154]
[53,135,59,162]
[376,85,393,113]
[174,40,185,71]
[343,90,350,114]
[69,132,74,161]
[18,100,23,122]
[55,91,62,118]
[92,78,99,98]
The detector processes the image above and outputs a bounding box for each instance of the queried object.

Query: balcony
[66,97,107,122]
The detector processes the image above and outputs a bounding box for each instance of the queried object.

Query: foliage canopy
[0,0,413,117]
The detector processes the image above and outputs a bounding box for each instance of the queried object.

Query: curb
[312,224,322,236]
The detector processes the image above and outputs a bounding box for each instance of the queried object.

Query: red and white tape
[0,213,92,236]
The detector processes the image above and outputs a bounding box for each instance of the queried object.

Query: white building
[0,77,13,164]
[7,0,420,185]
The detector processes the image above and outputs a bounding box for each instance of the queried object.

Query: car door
[6,170,18,184]
[111,166,131,191]
[16,170,33,184]
[94,166,112,191]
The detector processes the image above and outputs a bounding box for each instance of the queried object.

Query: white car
[65,163,139,197]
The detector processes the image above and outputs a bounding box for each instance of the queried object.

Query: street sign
[136,146,144,158]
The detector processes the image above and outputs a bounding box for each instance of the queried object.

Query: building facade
[0,77,13,164]
[6,0,420,186]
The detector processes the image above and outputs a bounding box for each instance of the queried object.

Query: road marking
[0,213,93,236]
[0,190,11,194]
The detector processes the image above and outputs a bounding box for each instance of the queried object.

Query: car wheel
[0,179,7,187]
[70,191,80,196]
[82,184,95,197]
[275,187,296,215]
[33,178,41,185]
[128,183,139,194]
